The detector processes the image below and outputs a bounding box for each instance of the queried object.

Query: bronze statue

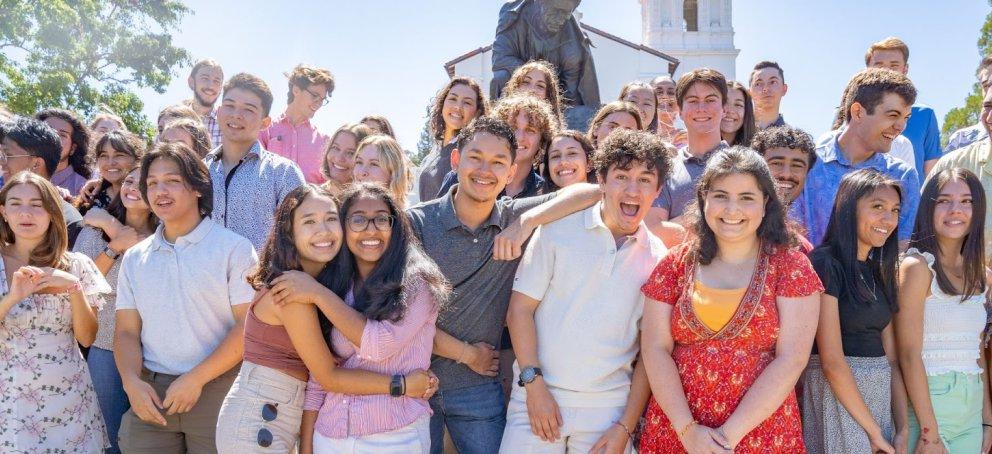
[491,0,600,128]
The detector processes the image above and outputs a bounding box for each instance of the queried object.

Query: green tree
[413,102,435,165]
[943,1,992,145]
[0,0,191,139]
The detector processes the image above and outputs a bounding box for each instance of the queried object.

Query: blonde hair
[354,134,411,210]
[90,112,127,132]
[865,37,909,66]
[0,172,69,269]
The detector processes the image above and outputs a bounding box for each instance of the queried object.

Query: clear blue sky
[137,1,990,152]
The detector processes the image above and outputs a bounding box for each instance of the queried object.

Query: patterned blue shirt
[204,141,305,251]
[945,123,988,153]
[802,131,920,246]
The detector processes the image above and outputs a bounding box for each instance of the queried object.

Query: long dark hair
[817,169,901,309]
[726,81,756,146]
[248,184,338,338]
[81,130,146,215]
[101,163,158,242]
[319,183,449,322]
[35,108,94,179]
[910,168,987,300]
[691,146,793,265]
[538,130,596,191]
[430,77,489,143]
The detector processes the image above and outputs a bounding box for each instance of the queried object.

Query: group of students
[0,34,990,454]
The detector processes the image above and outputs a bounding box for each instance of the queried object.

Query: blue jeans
[87,347,130,454]
[429,381,507,454]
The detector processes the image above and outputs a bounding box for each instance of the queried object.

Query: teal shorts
[907,371,983,453]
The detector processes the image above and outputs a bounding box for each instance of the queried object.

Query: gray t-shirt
[407,185,554,391]
[652,142,727,218]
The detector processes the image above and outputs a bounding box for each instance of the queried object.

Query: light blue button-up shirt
[802,130,920,246]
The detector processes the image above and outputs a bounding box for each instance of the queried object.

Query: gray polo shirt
[652,141,728,218]
[407,185,554,391]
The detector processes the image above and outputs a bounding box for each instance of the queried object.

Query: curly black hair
[35,108,93,179]
[592,128,674,190]
[750,125,817,168]
[454,115,519,161]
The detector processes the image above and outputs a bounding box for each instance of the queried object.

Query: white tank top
[908,249,988,376]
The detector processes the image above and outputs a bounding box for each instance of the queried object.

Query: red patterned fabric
[639,243,823,453]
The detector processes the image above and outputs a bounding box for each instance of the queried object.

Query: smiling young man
[258,64,335,184]
[407,116,600,454]
[500,128,669,453]
[865,37,941,181]
[751,125,816,233]
[802,68,920,247]
[115,143,256,453]
[206,72,306,251]
[651,68,728,222]
[437,95,557,199]
[750,61,789,129]
[187,59,225,146]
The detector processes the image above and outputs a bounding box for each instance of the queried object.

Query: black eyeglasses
[256,403,278,447]
[347,213,394,232]
[304,87,330,107]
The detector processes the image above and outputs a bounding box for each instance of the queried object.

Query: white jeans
[312,415,431,453]
[499,397,632,453]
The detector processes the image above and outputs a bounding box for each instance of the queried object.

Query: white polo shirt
[115,218,257,375]
[511,202,667,407]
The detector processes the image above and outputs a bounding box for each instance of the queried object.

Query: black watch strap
[389,374,404,397]
[517,366,543,387]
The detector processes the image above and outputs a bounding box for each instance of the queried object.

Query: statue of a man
[490,0,600,110]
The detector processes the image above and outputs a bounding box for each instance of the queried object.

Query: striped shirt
[303,278,438,438]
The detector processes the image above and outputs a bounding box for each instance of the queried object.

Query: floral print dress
[639,243,823,453]
[0,252,113,452]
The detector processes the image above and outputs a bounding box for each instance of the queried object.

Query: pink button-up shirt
[259,114,328,184]
[303,278,438,438]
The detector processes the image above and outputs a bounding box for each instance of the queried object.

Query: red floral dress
[639,243,823,453]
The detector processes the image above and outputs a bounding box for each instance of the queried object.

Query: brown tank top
[243,294,307,374]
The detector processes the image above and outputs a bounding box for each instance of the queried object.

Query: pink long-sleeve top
[258,114,328,184]
[303,277,438,438]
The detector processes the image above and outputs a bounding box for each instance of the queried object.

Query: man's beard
[194,89,215,108]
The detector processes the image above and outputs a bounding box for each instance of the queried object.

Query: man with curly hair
[751,126,816,221]
[259,64,335,183]
[501,128,669,453]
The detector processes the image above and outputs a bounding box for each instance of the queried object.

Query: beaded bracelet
[676,420,698,440]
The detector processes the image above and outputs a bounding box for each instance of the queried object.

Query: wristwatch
[389,374,404,397]
[103,246,122,260]
[517,366,543,387]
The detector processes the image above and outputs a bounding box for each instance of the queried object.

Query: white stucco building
[641,0,740,80]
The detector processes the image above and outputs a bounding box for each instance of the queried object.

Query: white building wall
[640,0,739,80]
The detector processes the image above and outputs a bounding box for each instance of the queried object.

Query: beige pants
[118,367,237,453]
[215,362,307,453]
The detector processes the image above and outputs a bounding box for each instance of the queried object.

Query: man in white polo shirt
[500,129,671,453]
[114,142,257,453]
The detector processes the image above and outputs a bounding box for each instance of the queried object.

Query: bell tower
[641,0,739,80]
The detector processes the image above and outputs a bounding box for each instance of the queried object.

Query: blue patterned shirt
[204,141,305,251]
[802,131,920,246]
[945,123,988,154]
